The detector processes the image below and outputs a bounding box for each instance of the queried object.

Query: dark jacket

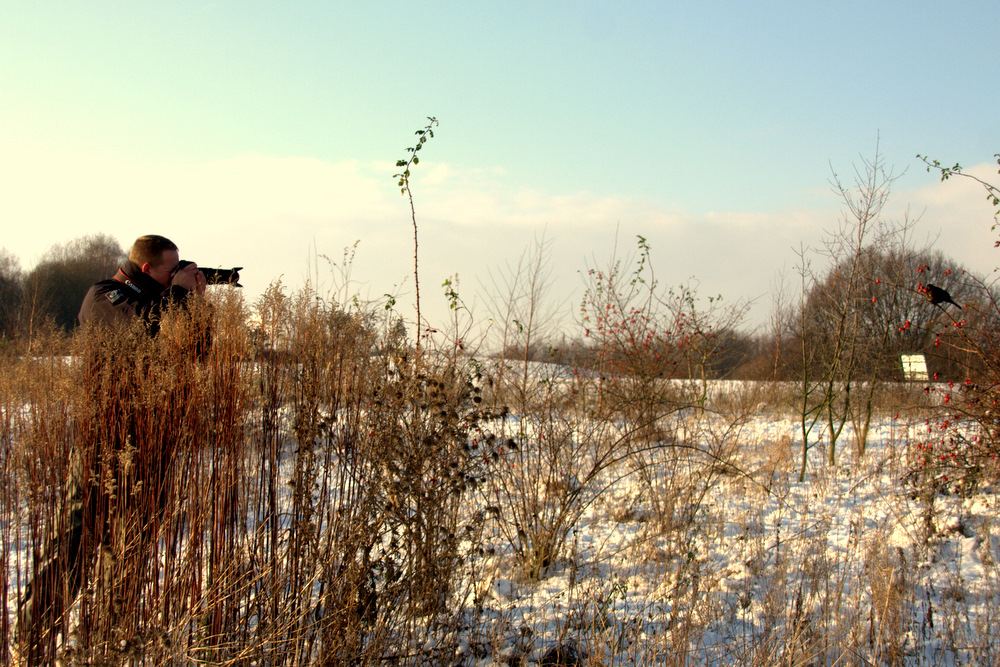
[78,260,191,335]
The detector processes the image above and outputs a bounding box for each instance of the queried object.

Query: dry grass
[2,282,998,665]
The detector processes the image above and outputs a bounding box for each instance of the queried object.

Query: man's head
[130,235,180,287]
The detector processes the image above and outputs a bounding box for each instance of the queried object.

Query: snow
[456,413,1000,665]
[6,385,1000,664]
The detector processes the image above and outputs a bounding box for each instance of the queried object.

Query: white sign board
[901,354,929,382]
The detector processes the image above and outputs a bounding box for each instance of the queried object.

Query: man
[78,234,207,331]
[18,235,207,662]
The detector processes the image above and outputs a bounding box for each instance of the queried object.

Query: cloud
[897,162,999,277]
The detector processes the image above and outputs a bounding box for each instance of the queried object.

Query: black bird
[924,284,960,307]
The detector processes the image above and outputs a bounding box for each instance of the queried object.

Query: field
[2,290,999,666]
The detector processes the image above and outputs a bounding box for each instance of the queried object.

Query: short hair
[129,235,178,266]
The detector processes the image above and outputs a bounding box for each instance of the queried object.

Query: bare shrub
[501,404,632,579]
[3,278,501,662]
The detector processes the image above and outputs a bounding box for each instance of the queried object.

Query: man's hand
[172,262,207,295]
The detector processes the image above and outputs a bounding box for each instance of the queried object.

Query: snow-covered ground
[6,377,998,665]
[457,413,1000,665]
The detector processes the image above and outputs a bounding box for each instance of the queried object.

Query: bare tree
[482,234,563,405]
[22,234,126,333]
[792,144,912,478]
[0,249,23,344]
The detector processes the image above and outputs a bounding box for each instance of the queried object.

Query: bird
[923,283,960,308]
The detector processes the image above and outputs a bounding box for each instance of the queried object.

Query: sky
[1,1,998,337]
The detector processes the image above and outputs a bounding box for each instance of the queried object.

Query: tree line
[0,234,125,348]
[2,229,996,386]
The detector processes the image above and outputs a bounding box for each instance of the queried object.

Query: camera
[177,260,243,286]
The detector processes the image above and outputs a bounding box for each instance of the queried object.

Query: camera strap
[114,269,145,297]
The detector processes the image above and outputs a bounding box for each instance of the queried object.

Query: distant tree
[23,234,126,332]
[0,248,24,343]
[797,247,982,380]
[703,326,756,378]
